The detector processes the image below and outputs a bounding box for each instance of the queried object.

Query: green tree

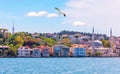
[101,39,110,48]
[87,52,92,56]
[94,52,102,56]
[15,36,24,44]
[0,50,2,56]
[61,38,72,47]
[43,38,57,47]
[9,47,17,56]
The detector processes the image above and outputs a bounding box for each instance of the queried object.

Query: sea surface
[0,58,120,74]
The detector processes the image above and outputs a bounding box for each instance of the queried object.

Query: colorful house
[61,47,70,57]
[73,48,86,57]
[53,45,66,57]
[41,48,49,57]
[32,48,41,57]
[17,46,32,57]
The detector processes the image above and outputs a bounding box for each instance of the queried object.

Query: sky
[0,0,120,36]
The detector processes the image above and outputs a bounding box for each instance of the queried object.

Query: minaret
[92,26,95,54]
[110,28,112,49]
[109,28,113,55]
[12,20,15,34]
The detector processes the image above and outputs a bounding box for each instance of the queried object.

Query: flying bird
[55,7,66,17]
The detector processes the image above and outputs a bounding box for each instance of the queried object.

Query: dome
[93,40,103,48]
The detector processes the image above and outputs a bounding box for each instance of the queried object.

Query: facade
[41,48,49,57]
[17,46,32,57]
[53,45,66,56]
[73,48,86,57]
[88,40,117,56]
[88,47,118,56]
[88,47,109,56]
[33,48,41,57]
[116,48,120,56]
[91,40,103,54]
[61,47,70,57]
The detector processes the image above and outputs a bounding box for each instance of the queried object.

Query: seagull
[55,7,66,17]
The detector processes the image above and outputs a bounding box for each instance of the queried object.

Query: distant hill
[55,30,109,40]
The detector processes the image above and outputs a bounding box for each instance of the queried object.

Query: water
[0,58,120,74]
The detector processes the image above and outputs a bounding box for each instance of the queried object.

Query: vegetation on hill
[0,30,110,57]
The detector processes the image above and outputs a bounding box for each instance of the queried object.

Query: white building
[17,46,32,57]
[88,40,117,56]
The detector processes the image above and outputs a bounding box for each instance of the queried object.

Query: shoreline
[1,56,120,58]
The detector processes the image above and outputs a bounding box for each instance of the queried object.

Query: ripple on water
[0,58,120,74]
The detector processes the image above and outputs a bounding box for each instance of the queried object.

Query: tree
[15,36,23,43]
[7,35,24,56]
[87,52,92,56]
[94,52,102,56]
[9,47,17,56]
[0,50,2,56]
[0,28,8,43]
[101,39,110,48]
[43,38,57,47]
[61,38,72,47]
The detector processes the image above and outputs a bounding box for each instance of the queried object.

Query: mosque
[88,27,117,56]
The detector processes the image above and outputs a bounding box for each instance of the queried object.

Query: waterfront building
[116,48,120,56]
[17,46,32,57]
[41,48,49,57]
[73,48,86,57]
[53,45,66,56]
[88,40,117,56]
[61,47,70,57]
[32,48,41,57]
[88,40,105,55]
[88,47,109,56]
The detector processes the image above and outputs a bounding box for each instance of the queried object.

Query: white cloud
[36,11,48,16]
[63,0,120,35]
[25,11,58,18]
[66,0,92,9]
[47,13,58,18]
[73,21,86,26]
[26,11,48,16]
[64,0,120,20]
[26,12,36,16]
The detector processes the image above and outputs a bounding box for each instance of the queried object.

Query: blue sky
[0,0,120,36]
